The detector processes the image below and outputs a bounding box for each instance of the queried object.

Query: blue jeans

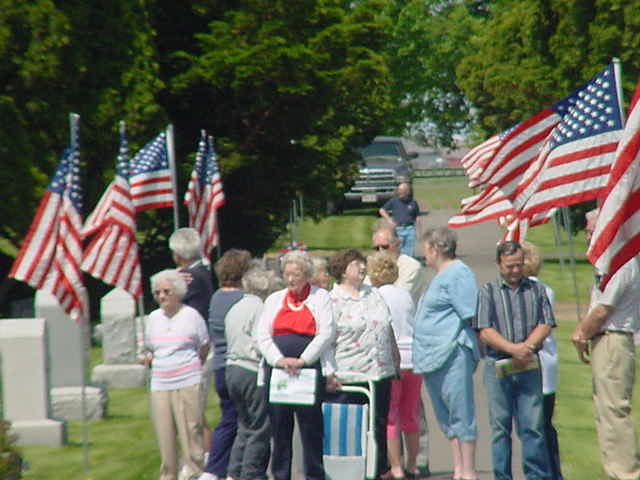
[204,367,238,476]
[483,359,550,480]
[396,224,416,257]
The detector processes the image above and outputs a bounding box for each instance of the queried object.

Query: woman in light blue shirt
[413,227,479,480]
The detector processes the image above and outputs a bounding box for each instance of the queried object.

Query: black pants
[325,377,392,478]
[266,334,325,480]
[543,393,563,480]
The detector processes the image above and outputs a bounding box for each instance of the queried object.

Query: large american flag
[82,123,142,298]
[587,79,640,288]
[129,132,174,212]
[9,124,87,323]
[514,63,624,218]
[450,62,623,232]
[184,131,225,257]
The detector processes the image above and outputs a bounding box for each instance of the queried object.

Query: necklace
[287,299,307,311]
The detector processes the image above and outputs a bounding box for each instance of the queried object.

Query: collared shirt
[330,284,397,382]
[413,260,480,373]
[589,258,640,333]
[474,275,556,359]
[382,196,419,226]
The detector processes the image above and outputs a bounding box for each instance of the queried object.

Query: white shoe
[197,473,218,480]
[178,466,190,480]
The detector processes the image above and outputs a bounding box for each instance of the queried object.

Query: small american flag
[588,79,640,289]
[129,132,174,211]
[82,123,142,298]
[184,131,225,257]
[9,120,87,323]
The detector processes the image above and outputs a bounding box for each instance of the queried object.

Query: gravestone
[91,288,147,388]
[0,318,65,446]
[34,291,106,421]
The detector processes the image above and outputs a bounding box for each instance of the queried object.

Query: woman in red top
[256,251,336,480]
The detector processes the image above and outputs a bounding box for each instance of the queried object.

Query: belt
[397,223,415,227]
[593,330,633,338]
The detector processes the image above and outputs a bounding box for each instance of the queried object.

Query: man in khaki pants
[572,209,640,480]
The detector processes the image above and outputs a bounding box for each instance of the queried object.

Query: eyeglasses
[153,288,173,296]
[374,244,390,251]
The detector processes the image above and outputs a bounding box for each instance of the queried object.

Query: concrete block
[11,419,66,447]
[91,364,147,388]
[50,386,107,421]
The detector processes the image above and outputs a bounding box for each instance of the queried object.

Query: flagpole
[561,206,582,321]
[70,112,90,476]
[552,212,566,276]
[613,57,626,124]
[166,124,179,230]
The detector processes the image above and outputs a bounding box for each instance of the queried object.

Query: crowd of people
[138,197,640,480]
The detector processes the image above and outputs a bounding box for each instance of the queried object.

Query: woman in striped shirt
[141,269,210,480]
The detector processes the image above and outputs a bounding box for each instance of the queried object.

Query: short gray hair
[280,250,314,278]
[421,227,457,259]
[150,269,188,301]
[242,268,281,300]
[169,228,202,261]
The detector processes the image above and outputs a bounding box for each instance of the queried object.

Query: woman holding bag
[413,227,480,480]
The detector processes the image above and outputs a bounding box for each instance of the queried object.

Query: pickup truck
[344,136,416,206]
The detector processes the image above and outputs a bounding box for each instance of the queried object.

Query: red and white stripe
[130,170,174,212]
[588,80,640,288]
[10,191,86,323]
[82,175,142,298]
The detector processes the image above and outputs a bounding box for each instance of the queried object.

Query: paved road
[418,209,527,480]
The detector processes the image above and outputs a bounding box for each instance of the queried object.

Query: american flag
[450,62,623,231]
[184,131,225,257]
[460,133,500,187]
[587,79,640,288]
[82,123,142,298]
[9,122,87,323]
[129,132,174,212]
[514,63,624,218]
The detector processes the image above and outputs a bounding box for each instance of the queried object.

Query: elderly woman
[223,267,280,480]
[310,256,331,290]
[256,250,336,480]
[201,249,252,480]
[140,269,210,480]
[327,248,399,480]
[522,241,563,480]
[368,252,421,480]
[413,227,480,480]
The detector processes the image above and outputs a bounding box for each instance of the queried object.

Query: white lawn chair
[323,372,377,480]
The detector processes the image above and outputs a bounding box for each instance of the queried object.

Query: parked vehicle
[344,136,416,207]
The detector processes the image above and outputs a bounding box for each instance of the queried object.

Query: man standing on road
[372,226,425,304]
[571,209,640,480]
[379,182,422,257]
[475,241,554,480]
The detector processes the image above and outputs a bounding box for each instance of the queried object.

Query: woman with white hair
[256,250,336,480]
[140,269,210,480]
[414,227,480,480]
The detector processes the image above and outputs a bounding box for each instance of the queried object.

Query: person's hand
[571,328,591,364]
[510,342,533,363]
[276,357,305,376]
[138,353,153,367]
[326,374,341,393]
[179,271,193,285]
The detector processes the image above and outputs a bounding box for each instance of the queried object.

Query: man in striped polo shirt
[474,241,555,480]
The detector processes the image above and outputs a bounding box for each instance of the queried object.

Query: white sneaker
[178,466,190,480]
[197,473,218,480]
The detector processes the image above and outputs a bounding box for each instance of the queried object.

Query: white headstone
[34,290,84,387]
[100,288,137,364]
[0,318,65,446]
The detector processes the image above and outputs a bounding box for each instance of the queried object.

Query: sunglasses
[374,244,391,251]
[153,288,173,296]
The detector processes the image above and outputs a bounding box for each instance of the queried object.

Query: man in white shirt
[572,209,640,479]
[372,226,426,304]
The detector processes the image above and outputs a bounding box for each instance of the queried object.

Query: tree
[154,0,393,253]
